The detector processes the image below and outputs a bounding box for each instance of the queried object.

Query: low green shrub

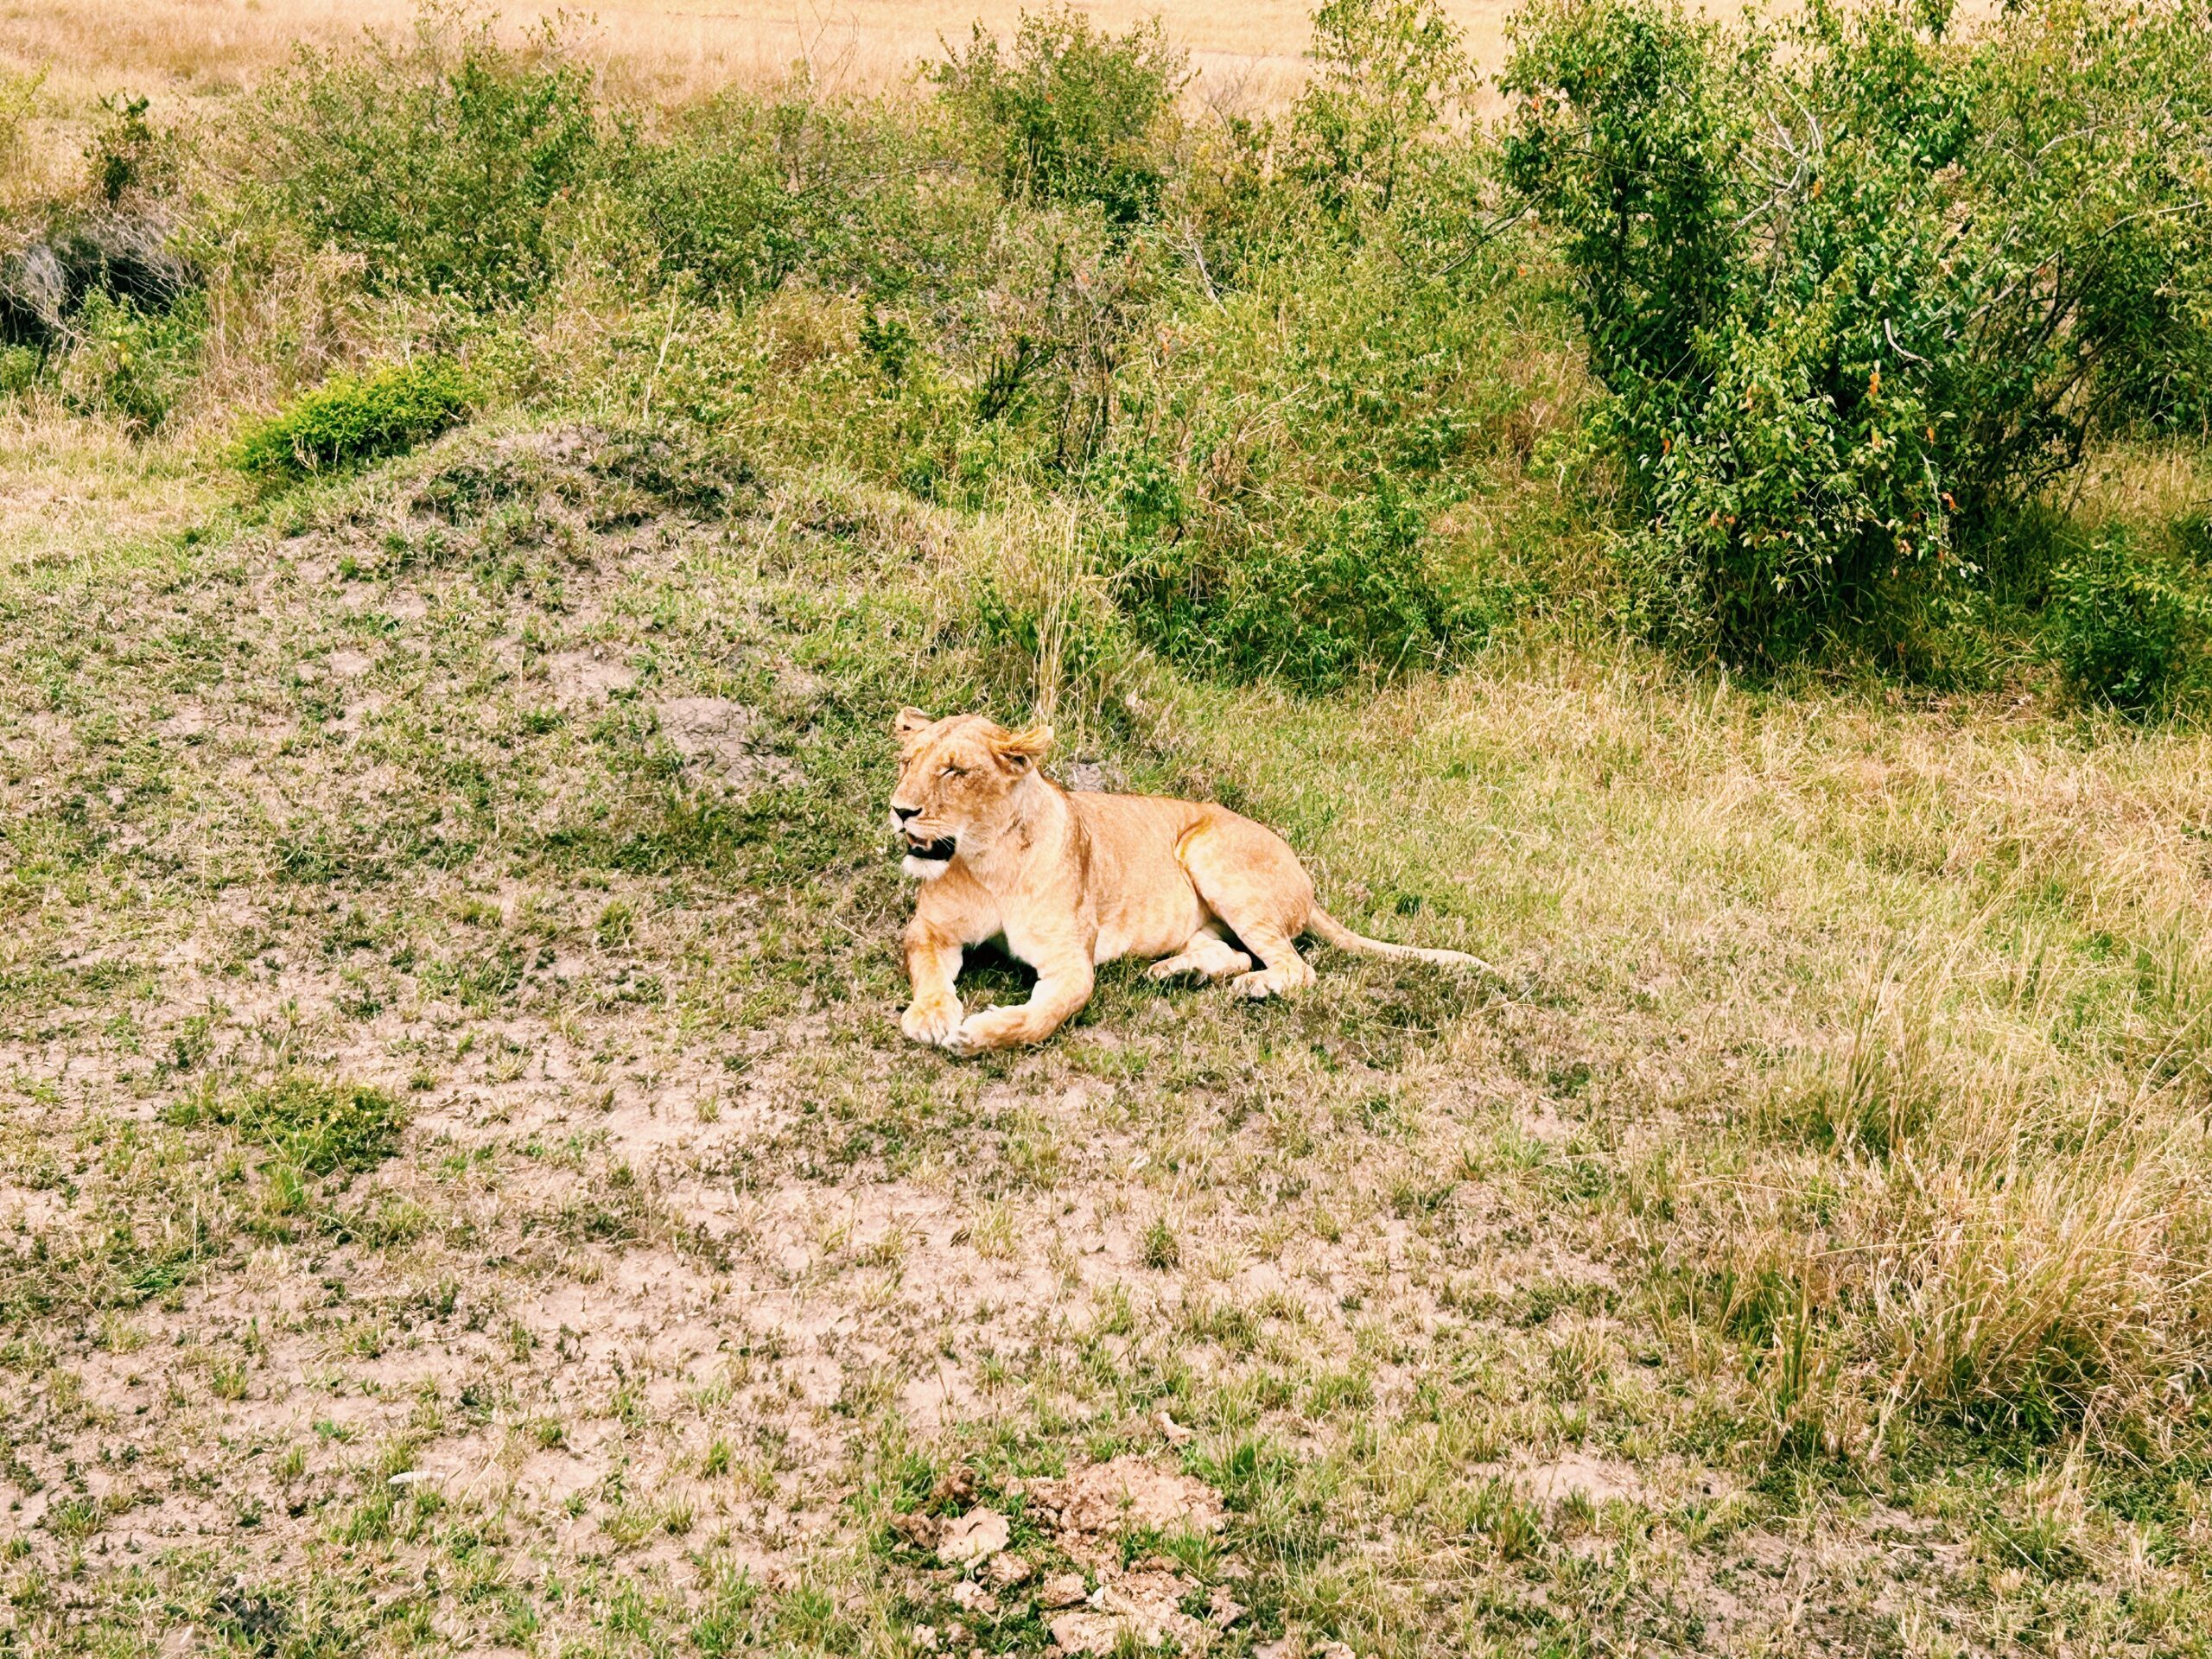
[2044,530,2202,713]
[0,342,41,397]
[932,3,1185,227]
[86,92,179,207]
[255,13,600,306]
[1121,477,1500,691]
[1083,153,1551,691]
[621,94,802,306]
[1290,0,1471,225]
[234,358,473,480]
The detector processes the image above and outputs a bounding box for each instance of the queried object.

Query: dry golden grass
[0,411,232,569]
[1,0,1527,114]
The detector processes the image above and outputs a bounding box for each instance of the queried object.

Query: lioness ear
[992,723,1054,772]
[893,707,935,753]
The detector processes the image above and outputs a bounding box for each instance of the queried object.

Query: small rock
[892,1512,944,1550]
[1039,1573,1088,1609]
[937,1507,1010,1567]
[949,1580,996,1615]
[1049,1612,1115,1654]
[984,1552,1032,1590]
[1209,1586,1245,1628]
[913,1626,939,1652]
[932,1465,979,1507]
[1047,1569,1210,1654]
[1156,1408,1194,1445]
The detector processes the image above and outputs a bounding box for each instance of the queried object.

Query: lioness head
[887,708,1053,878]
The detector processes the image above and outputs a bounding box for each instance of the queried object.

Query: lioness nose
[892,804,919,823]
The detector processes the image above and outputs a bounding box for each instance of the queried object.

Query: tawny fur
[887,709,1493,1053]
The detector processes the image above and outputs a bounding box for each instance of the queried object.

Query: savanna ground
[4,1,2212,1656]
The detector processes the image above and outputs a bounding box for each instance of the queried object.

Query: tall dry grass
[1139,611,2212,1455]
[1,0,1531,115]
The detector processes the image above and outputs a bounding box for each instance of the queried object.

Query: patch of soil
[1029,1455,1228,1541]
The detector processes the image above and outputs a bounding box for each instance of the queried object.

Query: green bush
[614,92,985,312]
[621,94,802,306]
[1502,0,2212,659]
[234,358,473,480]
[1290,0,1471,224]
[0,343,37,397]
[2044,530,2202,712]
[256,14,600,306]
[1121,477,1499,691]
[1087,167,1548,691]
[932,4,1185,227]
[85,92,179,206]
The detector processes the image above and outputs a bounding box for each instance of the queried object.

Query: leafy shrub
[173,1073,407,1178]
[1122,477,1497,691]
[1503,0,2212,659]
[1290,0,1471,223]
[0,343,37,396]
[621,94,802,306]
[933,4,1185,227]
[2044,530,2202,712]
[234,358,473,480]
[257,14,600,306]
[615,91,991,312]
[1086,175,1550,690]
[59,287,205,431]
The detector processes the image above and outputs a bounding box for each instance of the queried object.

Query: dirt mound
[1028,1455,1227,1540]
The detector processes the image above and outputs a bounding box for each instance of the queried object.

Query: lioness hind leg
[1223,927,1314,1001]
[1176,817,1318,1001]
[1148,928,1254,983]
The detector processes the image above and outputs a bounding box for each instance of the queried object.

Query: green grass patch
[175,1073,408,1177]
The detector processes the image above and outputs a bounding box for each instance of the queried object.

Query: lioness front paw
[901,1000,963,1048]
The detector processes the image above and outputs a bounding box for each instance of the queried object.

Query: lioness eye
[940,765,964,779]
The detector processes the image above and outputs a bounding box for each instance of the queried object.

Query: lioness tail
[1307,908,1497,975]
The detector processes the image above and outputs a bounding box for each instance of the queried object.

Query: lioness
[889,708,1491,1053]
